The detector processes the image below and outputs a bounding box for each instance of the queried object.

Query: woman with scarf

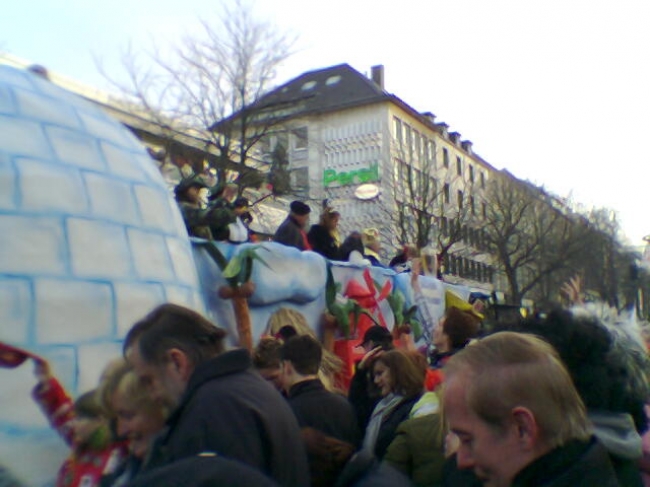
[361,349,425,460]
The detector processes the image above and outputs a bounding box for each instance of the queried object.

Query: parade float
[0,65,466,486]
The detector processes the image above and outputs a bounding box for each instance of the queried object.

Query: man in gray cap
[273,200,312,251]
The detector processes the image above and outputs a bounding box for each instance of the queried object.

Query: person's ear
[167,348,192,380]
[511,406,539,451]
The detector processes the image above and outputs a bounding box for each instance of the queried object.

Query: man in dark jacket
[280,335,359,446]
[443,332,620,487]
[274,200,311,250]
[124,304,310,487]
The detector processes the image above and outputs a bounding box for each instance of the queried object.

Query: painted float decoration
[0,64,468,486]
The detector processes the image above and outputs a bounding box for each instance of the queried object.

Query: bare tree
[483,172,593,305]
[386,136,472,261]
[98,0,296,192]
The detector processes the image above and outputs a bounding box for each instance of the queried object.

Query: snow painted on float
[0,65,203,486]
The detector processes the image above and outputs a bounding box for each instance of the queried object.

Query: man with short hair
[273,200,312,250]
[280,335,359,446]
[124,304,310,486]
[443,331,619,487]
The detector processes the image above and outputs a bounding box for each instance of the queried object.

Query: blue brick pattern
[0,65,204,486]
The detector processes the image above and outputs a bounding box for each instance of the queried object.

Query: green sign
[323,163,379,187]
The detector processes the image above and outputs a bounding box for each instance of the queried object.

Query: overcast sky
[3,0,649,247]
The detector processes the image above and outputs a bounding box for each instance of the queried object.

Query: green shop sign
[323,163,379,187]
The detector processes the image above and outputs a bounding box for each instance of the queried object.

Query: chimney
[371,65,385,90]
[461,140,473,155]
[449,132,462,146]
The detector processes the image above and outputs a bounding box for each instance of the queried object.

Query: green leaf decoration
[222,255,242,278]
[199,241,228,270]
[410,317,423,341]
[331,306,350,338]
[404,305,418,322]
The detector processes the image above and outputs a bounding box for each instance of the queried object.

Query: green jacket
[383,413,446,487]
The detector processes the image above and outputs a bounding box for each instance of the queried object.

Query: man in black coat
[124,304,310,487]
[273,200,311,250]
[280,335,359,447]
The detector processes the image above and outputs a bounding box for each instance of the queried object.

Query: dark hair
[253,337,282,370]
[522,309,648,433]
[277,325,298,342]
[280,335,322,375]
[373,349,425,398]
[124,304,226,368]
[74,390,104,419]
[339,232,365,261]
[443,307,481,349]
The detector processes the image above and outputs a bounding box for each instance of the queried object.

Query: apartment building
[239,63,497,291]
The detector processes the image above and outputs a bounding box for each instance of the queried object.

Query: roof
[211,62,500,173]
[210,63,391,131]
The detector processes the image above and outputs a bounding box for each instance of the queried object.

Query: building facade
[248,63,497,292]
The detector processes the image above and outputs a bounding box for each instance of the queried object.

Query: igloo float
[0,65,203,486]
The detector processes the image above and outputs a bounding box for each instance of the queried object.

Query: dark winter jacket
[274,216,309,250]
[146,349,310,487]
[511,438,620,487]
[127,454,280,487]
[288,379,360,447]
[335,450,413,487]
[373,395,421,461]
[307,225,339,260]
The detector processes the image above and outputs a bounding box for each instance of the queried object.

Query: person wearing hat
[174,177,212,239]
[206,182,238,241]
[273,201,312,251]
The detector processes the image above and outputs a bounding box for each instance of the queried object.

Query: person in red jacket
[32,360,126,487]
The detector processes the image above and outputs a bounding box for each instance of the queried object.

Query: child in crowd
[32,360,126,487]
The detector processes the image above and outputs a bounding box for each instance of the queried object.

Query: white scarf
[362,393,404,454]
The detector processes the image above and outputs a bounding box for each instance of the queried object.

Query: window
[456,156,462,176]
[469,165,474,183]
[480,172,486,189]
[405,125,413,157]
[482,202,488,219]
[423,140,429,165]
[443,148,449,168]
[457,190,464,209]
[429,140,436,166]
[470,196,476,215]
[326,75,341,86]
[393,117,403,144]
[440,216,448,236]
[293,127,308,150]
[443,184,450,204]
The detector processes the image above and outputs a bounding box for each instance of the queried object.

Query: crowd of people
[13,269,650,487]
[173,175,406,269]
[5,178,648,486]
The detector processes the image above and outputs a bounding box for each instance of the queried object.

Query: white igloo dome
[0,65,203,486]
